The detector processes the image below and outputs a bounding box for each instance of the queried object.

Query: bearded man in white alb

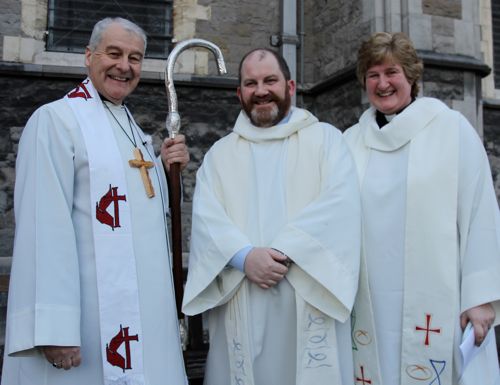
[2,17,188,385]
[182,48,361,385]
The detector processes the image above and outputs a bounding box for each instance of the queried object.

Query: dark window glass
[47,0,173,58]
[492,0,500,88]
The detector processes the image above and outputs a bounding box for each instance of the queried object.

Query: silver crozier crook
[164,39,227,352]
[165,39,227,139]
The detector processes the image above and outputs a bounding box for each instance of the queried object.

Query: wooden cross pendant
[128,148,155,198]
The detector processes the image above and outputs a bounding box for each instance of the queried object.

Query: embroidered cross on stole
[129,148,155,198]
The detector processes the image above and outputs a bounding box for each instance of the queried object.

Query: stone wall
[303,0,369,85]
[0,76,67,260]
[423,0,462,19]
[196,0,281,76]
[0,0,21,59]
[422,66,465,103]
[483,105,500,201]
[1,0,500,379]
[0,71,241,378]
[0,73,241,258]
[129,79,242,248]
[304,78,364,132]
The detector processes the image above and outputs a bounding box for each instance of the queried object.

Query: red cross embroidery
[415,314,441,346]
[356,365,372,384]
[106,325,139,372]
[96,185,127,230]
[67,79,92,100]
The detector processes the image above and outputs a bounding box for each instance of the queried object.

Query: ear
[287,79,296,96]
[84,46,92,68]
[236,86,242,103]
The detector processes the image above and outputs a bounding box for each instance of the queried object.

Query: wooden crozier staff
[164,39,227,352]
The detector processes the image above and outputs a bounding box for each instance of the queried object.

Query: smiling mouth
[108,75,130,82]
[255,101,273,106]
[252,96,276,106]
[377,90,395,97]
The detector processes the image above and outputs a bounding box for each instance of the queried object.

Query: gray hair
[88,17,147,52]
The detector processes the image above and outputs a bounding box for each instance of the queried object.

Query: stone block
[174,50,196,74]
[174,1,211,42]
[454,19,477,57]
[0,0,21,37]
[408,0,423,14]
[0,227,13,259]
[484,106,500,201]
[194,51,210,75]
[2,36,20,62]
[21,0,39,38]
[452,97,478,130]
[19,37,43,62]
[422,0,461,19]
[462,0,478,23]
[9,126,23,144]
[433,34,455,54]
[32,51,85,67]
[408,14,433,50]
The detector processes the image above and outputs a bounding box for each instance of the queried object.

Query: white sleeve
[6,104,81,356]
[182,151,252,315]
[457,115,500,322]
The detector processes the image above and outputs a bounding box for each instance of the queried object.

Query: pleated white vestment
[183,107,361,385]
[344,97,500,385]
[2,81,187,385]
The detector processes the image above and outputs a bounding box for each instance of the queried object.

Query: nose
[377,74,389,89]
[115,56,130,72]
[254,82,269,97]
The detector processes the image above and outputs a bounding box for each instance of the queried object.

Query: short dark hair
[238,48,291,84]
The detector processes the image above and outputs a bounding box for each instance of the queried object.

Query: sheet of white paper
[459,322,493,379]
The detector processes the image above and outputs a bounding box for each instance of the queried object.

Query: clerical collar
[375,98,415,129]
[277,110,293,125]
[99,93,124,106]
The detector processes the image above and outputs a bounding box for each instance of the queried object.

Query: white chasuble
[183,107,361,385]
[344,97,500,385]
[2,79,187,385]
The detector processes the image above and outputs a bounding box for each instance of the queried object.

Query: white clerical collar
[385,113,396,122]
[362,97,449,151]
[99,92,124,107]
[234,107,318,142]
[277,110,293,125]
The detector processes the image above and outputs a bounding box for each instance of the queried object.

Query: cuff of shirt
[228,245,253,272]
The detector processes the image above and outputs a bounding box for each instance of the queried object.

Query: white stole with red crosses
[348,98,459,385]
[65,78,145,385]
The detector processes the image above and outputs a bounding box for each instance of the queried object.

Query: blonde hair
[357,32,423,98]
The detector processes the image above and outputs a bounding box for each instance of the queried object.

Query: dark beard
[241,86,291,127]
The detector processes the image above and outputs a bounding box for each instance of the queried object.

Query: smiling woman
[356,32,422,116]
[344,32,500,385]
[364,61,412,115]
